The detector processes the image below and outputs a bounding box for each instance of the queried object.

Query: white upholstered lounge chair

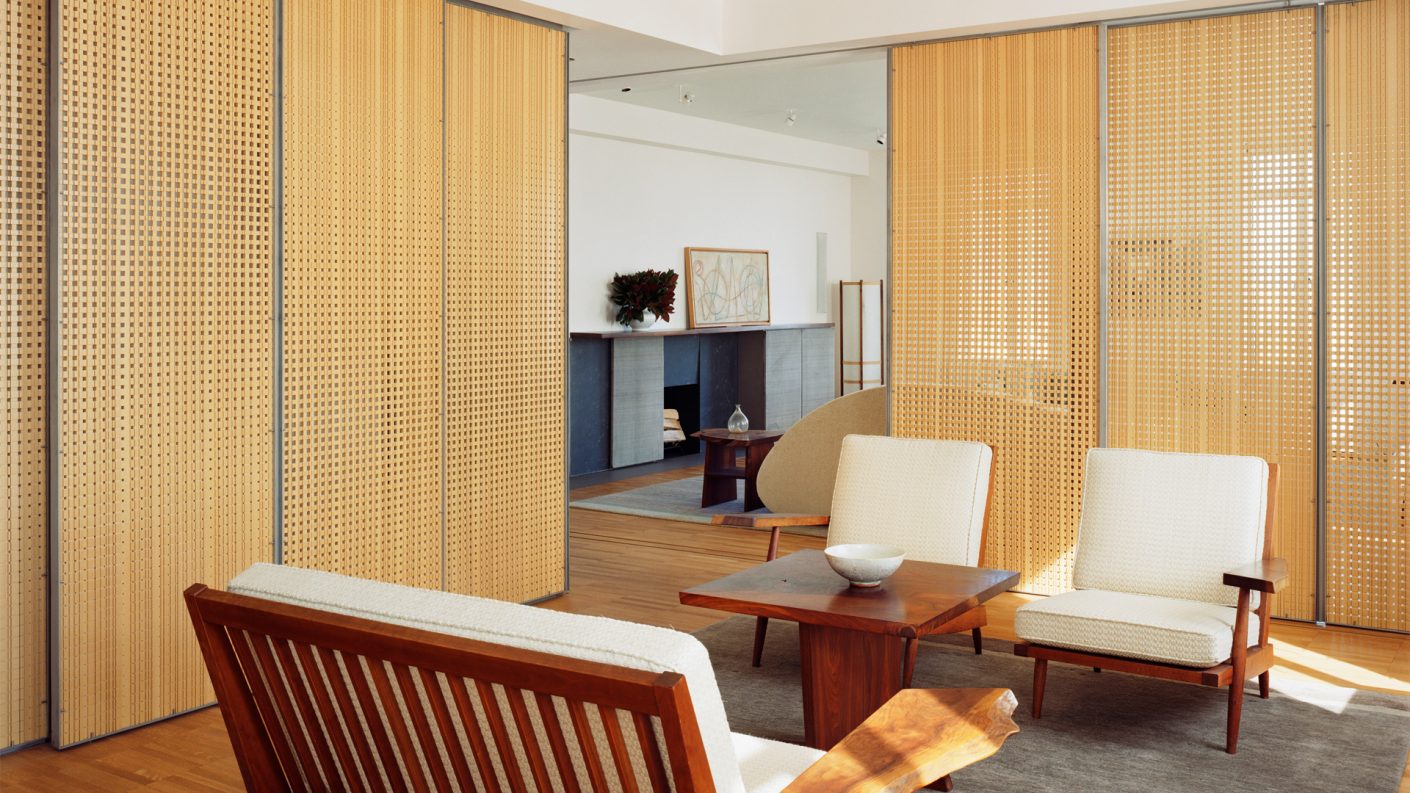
[1013,448,1285,754]
[740,434,995,686]
[187,563,1019,792]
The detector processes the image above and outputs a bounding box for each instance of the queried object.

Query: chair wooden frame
[716,455,997,687]
[1012,464,1285,754]
[186,583,1019,792]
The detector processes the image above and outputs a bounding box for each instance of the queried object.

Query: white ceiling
[573,49,888,150]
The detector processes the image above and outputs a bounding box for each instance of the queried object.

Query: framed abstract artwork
[683,247,771,328]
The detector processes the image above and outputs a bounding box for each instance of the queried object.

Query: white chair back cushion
[229,563,746,793]
[827,435,993,566]
[1072,448,1268,607]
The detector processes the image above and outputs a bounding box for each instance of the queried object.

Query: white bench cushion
[229,563,746,793]
[1014,589,1259,668]
[1073,448,1268,607]
[829,435,993,566]
[732,733,825,793]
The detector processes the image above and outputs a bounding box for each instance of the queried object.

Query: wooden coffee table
[680,550,1019,750]
[691,428,785,511]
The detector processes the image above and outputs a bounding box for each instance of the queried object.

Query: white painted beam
[570,95,871,176]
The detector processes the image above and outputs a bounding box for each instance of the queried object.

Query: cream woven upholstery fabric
[229,563,750,792]
[827,435,993,566]
[733,733,825,793]
[1014,589,1261,668]
[1072,448,1268,608]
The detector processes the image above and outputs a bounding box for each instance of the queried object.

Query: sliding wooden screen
[281,0,445,587]
[445,5,566,601]
[891,29,1100,595]
[1106,10,1317,620]
[53,0,274,746]
[1324,0,1409,631]
[3,0,47,752]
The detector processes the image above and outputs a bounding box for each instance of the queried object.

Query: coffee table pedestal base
[798,623,903,750]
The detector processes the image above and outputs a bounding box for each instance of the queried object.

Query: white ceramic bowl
[824,544,906,588]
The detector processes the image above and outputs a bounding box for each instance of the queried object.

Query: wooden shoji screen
[1325,0,1409,631]
[3,0,46,752]
[281,0,445,587]
[1107,10,1317,620]
[890,29,1100,595]
[445,4,566,601]
[54,0,274,746]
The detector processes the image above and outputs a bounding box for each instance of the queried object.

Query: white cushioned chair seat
[1014,589,1260,668]
[732,733,825,793]
[229,563,747,792]
[828,435,993,566]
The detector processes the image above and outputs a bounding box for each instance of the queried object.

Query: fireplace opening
[664,384,700,457]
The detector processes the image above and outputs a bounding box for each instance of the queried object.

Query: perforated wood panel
[1324,0,1409,631]
[1107,10,1317,620]
[445,4,566,601]
[890,29,1100,595]
[3,0,47,752]
[281,0,444,588]
[54,0,274,746]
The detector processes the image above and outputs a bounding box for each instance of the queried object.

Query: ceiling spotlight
[875,130,887,146]
[785,110,798,127]
[620,86,632,93]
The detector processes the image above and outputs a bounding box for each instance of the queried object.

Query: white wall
[850,148,888,283]
[570,97,867,333]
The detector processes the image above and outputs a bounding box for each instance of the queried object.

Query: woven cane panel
[1324,0,1409,631]
[445,5,566,601]
[281,0,444,588]
[890,29,1100,595]
[1107,10,1317,620]
[2,0,46,751]
[55,0,273,746]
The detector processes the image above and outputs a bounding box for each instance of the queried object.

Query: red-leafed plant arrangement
[610,269,678,326]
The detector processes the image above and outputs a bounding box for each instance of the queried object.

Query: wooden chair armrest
[710,513,830,529]
[782,688,1018,793]
[1223,558,1288,594]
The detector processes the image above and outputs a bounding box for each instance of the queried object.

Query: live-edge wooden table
[692,428,784,512]
[680,549,1019,751]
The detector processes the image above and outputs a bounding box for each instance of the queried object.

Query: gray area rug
[570,476,827,537]
[695,616,1410,792]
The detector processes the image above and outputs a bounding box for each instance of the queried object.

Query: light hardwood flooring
[3,465,1407,791]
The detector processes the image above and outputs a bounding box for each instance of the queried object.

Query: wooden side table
[680,550,1020,751]
[691,428,785,511]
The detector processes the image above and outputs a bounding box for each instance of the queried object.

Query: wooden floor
[3,464,1408,791]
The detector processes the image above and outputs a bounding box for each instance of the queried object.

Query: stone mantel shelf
[571,322,833,340]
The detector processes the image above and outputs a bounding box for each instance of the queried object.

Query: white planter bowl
[824,544,906,588]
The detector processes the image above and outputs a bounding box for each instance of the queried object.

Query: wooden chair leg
[971,627,983,655]
[902,637,919,688]
[1093,667,1101,673]
[1226,587,1251,754]
[1226,679,1245,754]
[752,617,769,667]
[1259,670,1270,699]
[1031,659,1048,719]
[927,774,954,791]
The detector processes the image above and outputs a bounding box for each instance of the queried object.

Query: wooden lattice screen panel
[445,4,567,601]
[1324,0,1409,631]
[281,0,444,588]
[2,0,47,751]
[54,0,274,745]
[1106,10,1317,620]
[890,29,1100,595]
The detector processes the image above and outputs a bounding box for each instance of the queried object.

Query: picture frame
[683,247,772,328]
